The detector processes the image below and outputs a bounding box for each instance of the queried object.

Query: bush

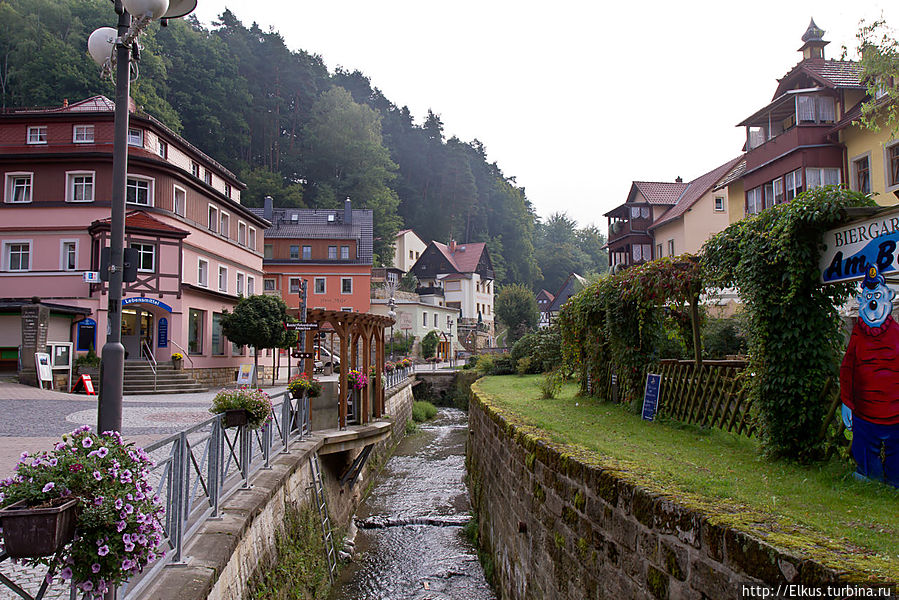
[474,355,494,375]
[702,315,747,359]
[516,356,533,375]
[539,369,565,399]
[510,325,565,373]
[489,354,517,375]
[405,420,419,435]
[411,401,438,422]
[421,330,440,359]
[74,348,100,369]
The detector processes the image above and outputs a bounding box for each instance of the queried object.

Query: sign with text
[399,313,413,330]
[237,364,255,385]
[71,374,95,395]
[35,352,53,388]
[641,373,662,422]
[820,208,899,284]
[157,317,168,348]
[285,322,319,331]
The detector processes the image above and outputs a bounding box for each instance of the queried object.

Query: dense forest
[0,0,608,291]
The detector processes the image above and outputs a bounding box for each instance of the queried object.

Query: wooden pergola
[292,308,395,429]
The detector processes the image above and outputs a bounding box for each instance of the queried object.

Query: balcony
[416,286,445,297]
[607,218,651,243]
[743,124,836,174]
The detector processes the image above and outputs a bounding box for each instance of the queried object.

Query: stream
[328,407,495,600]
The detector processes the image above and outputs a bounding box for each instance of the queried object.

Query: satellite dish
[121,0,169,19]
[162,0,197,18]
[87,27,117,67]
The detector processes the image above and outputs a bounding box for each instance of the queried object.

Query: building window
[191,161,200,178]
[208,205,218,232]
[66,172,94,203]
[188,309,204,354]
[889,144,899,189]
[314,277,325,294]
[237,272,245,296]
[211,312,224,356]
[290,245,299,260]
[773,178,785,204]
[341,277,352,294]
[423,312,428,327]
[238,221,247,246]
[5,242,30,271]
[763,182,775,209]
[204,169,212,186]
[73,125,94,143]
[302,245,311,260]
[126,176,152,206]
[341,245,349,260]
[785,169,803,201]
[5,173,32,203]
[127,128,143,147]
[27,126,47,144]
[447,316,452,329]
[158,139,168,159]
[218,266,228,292]
[328,246,337,260]
[806,167,841,189]
[264,278,276,292]
[249,227,256,251]
[264,244,273,259]
[173,185,186,217]
[656,243,662,258]
[61,241,77,271]
[198,258,208,287]
[409,250,414,260]
[667,239,675,256]
[289,278,300,294]
[434,314,438,328]
[225,183,232,198]
[220,211,229,239]
[714,197,724,212]
[247,275,255,296]
[853,155,871,194]
[130,243,155,273]
[746,187,762,215]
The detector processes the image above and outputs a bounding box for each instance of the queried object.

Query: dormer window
[127,128,143,147]
[27,126,47,144]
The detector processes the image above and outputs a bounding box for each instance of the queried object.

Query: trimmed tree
[495,283,539,345]
[421,330,440,359]
[221,295,293,387]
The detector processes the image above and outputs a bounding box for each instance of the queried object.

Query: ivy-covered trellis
[560,186,874,463]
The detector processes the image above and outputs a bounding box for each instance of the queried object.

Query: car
[314,345,340,372]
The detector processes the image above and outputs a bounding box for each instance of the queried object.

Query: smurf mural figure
[840,264,899,487]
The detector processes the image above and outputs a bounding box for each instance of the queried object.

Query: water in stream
[328,408,495,600]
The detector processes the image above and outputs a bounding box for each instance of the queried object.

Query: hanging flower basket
[223,408,250,428]
[210,387,273,430]
[287,373,322,399]
[0,497,78,558]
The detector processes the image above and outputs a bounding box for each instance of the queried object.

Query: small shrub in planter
[210,387,273,429]
[0,426,165,597]
[287,373,322,399]
[384,361,395,373]
[346,370,369,390]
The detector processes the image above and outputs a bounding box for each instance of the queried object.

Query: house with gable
[545,273,587,326]
[536,289,555,328]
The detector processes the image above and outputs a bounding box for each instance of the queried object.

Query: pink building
[0,96,270,381]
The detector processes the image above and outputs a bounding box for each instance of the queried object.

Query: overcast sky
[192,1,899,232]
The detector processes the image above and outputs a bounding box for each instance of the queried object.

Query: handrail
[142,340,157,392]
[169,339,195,370]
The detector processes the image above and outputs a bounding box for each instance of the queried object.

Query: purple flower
[79,581,93,592]
[41,482,54,493]
[48,458,57,467]
[121,559,133,570]
[91,563,101,574]
[124,540,135,552]
[124,503,133,515]
[93,470,103,481]
[44,573,54,585]
[54,442,66,451]
[19,452,28,460]
[114,498,123,510]
[116,520,127,533]
[97,447,108,458]
[82,437,93,448]
[60,567,72,580]
[98,545,109,556]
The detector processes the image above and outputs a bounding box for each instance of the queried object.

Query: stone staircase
[123,360,207,395]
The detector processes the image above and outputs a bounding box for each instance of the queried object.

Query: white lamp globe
[122,0,169,19]
[162,0,197,19]
[87,27,117,67]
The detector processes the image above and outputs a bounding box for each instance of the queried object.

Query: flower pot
[0,498,78,558]
[172,358,183,370]
[223,408,250,428]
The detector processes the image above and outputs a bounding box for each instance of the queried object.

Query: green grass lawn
[475,375,899,581]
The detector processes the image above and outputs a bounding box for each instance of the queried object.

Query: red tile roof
[92,210,189,237]
[632,181,690,205]
[713,158,747,191]
[651,157,743,230]
[433,241,488,273]
[775,59,864,97]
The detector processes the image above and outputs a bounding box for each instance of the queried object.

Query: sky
[190,1,899,232]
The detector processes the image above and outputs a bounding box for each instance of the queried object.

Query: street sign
[285,322,319,331]
[641,373,662,421]
[399,313,413,330]
[292,351,314,359]
[82,271,100,283]
[820,207,899,284]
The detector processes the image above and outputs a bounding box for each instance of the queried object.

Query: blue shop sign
[157,317,169,348]
[122,297,173,312]
[820,208,899,284]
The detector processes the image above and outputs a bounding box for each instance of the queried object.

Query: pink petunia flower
[41,482,54,493]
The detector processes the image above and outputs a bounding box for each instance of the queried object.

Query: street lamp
[446,320,454,369]
[88,0,197,437]
[386,279,397,360]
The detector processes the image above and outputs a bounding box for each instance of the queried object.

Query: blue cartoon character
[840,264,899,487]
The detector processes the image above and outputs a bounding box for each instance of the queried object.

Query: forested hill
[0,0,608,290]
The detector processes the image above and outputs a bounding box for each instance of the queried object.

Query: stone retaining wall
[466,385,855,600]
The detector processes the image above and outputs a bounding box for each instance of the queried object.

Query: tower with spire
[798,18,829,60]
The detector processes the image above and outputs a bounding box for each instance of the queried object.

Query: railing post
[240,425,251,488]
[171,431,187,563]
[263,419,271,469]
[209,418,222,518]
[281,395,291,452]
[303,394,310,435]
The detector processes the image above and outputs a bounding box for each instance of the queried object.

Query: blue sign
[157,317,169,348]
[76,318,97,352]
[642,373,662,421]
[820,209,899,284]
[122,297,173,312]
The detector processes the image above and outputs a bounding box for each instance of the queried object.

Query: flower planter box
[0,498,78,558]
[223,408,251,428]
[172,358,183,370]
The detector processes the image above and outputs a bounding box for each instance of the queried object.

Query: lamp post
[89,0,197,436]
[386,279,397,360]
[446,320,453,369]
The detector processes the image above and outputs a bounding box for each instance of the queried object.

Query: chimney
[449,239,457,253]
[675,176,683,183]
[344,197,352,224]
[62,99,68,107]
[264,195,273,222]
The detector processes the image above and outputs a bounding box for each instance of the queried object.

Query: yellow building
[834,107,899,206]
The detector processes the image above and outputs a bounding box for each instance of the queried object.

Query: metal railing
[383,366,411,389]
[141,340,157,391]
[121,390,310,599]
[169,339,194,370]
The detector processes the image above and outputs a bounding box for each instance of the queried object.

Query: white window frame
[248,227,256,251]
[340,306,353,312]
[714,196,725,212]
[667,239,675,256]
[191,161,200,178]
[204,169,212,186]
[341,245,349,260]
[341,277,352,295]
[125,175,154,206]
[746,187,762,215]
[328,246,338,260]
[60,239,78,271]
[218,265,228,292]
[423,312,428,327]
[237,221,247,246]
[207,204,218,233]
[130,242,156,273]
[26,126,47,145]
[314,277,326,294]
[302,245,312,260]
[264,278,276,292]
[73,125,94,144]
[236,271,245,296]
[173,184,186,217]
[198,258,209,287]
[158,139,168,159]
[4,240,31,272]
[220,211,230,239]
[247,275,255,296]
[289,277,301,294]
[656,243,662,258]
[851,152,872,194]
[127,128,143,147]
[884,140,899,194]
[66,171,95,203]
[225,183,232,198]
[4,172,33,204]
[290,245,300,260]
